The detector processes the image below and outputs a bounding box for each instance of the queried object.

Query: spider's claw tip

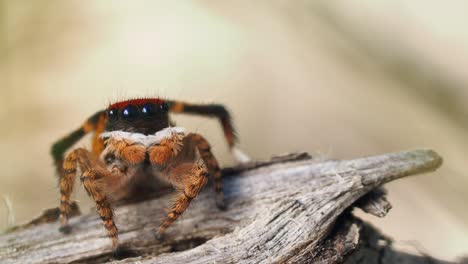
[59,225,72,234]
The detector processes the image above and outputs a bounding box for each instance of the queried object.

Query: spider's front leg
[148,132,223,237]
[59,149,119,248]
[150,132,226,209]
[59,143,145,249]
[156,163,208,237]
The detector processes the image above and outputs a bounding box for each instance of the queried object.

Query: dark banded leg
[167,100,237,148]
[51,110,106,177]
[189,133,225,209]
[157,164,208,235]
[59,148,119,249]
[90,111,107,156]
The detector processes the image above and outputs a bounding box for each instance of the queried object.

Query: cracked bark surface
[0,149,448,263]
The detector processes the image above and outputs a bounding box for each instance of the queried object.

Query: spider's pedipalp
[148,132,184,167]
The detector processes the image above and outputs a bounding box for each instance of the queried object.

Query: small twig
[1,195,15,228]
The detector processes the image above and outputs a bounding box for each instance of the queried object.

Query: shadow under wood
[67,236,210,264]
[343,217,456,264]
[303,212,456,264]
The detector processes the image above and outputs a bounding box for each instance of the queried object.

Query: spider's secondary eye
[141,103,157,118]
[121,104,139,121]
[160,102,169,111]
[108,108,118,122]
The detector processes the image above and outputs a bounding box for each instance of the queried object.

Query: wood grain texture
[0,149,443,264]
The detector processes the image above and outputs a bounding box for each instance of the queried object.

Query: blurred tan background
[1,0,467,261]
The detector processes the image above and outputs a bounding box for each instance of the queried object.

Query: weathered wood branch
[0,149,445,263]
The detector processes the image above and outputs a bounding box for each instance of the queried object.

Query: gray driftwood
[0,149,448,263]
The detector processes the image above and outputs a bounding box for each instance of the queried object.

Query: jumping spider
[51,98,246,249]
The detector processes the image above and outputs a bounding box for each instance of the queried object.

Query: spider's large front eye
[121,104,139,121]
[108,108,118,122]
[141,103,157,118]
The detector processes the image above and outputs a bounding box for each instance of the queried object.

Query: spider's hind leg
[166,100,237,148]
[167,100,251,163]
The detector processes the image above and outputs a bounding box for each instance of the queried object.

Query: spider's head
[105,98,170,135]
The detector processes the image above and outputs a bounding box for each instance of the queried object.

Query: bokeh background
[1,1,467,261]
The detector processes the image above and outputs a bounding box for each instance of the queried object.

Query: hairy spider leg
[156,163,208,235]
[166,100,237,148]
[60,148,119,248]
[51,110,107,176]
[148,132,225,210]
[188,133,225,209]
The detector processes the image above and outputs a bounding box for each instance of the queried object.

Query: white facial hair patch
[99,127,186,147]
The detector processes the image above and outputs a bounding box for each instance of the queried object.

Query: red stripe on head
[108,98,165,110]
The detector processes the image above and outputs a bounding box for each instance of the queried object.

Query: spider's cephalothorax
[105,98,169,134]
[51,98,246,249]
